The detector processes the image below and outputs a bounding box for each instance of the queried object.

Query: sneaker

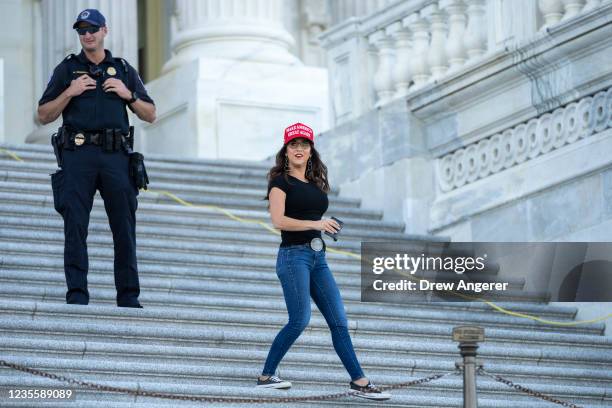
[256,375,292,389]
[349,381,391,401]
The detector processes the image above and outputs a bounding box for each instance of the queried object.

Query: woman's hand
[317,218,341,234]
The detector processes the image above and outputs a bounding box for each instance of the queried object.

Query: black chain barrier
[0,359,458,404]
[478,367,584,408]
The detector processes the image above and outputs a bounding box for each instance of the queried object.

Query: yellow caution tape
[148,189,281,236]
[1,146,610,326]
[0,148,24,162]
[391,268,612,326]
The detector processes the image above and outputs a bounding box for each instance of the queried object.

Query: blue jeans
[261,244,365,381]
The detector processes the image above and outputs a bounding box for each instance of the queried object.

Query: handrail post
[453,326,485,408]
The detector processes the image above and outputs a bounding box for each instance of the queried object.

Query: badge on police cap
[74,133,85,146]
[106,67,116,76]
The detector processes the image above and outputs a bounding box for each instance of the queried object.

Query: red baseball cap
[284,123,314,145]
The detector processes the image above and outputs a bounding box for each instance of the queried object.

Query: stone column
[163,0,298,72]
[144,0,329,160]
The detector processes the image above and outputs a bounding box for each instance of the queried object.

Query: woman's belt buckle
[309,237,324,252]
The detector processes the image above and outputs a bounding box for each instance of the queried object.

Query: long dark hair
[265,142,330,199]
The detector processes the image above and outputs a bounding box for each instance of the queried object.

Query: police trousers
[51,144,140,306]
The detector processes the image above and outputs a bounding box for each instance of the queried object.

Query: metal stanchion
[453,326,484,408]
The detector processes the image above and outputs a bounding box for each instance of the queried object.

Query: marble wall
[317,1,612,244]
[0,0,36,145]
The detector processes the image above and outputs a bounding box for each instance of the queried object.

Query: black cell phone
[324,216,344,241]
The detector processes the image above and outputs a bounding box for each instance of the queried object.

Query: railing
[438,87,612,192]
[320,0,609,125]
[327,0,396,26]
[0,326,588,407]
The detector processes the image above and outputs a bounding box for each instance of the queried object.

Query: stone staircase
[0,142,610,408]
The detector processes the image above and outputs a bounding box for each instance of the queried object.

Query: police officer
[37,9,156,307]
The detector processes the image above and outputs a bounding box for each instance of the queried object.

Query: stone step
[2,316,609,372]
[0,229,361,265]
[1,142,609,408]
[3,337,609,386]
[0,268,574,320]
[0,215,435,251]
[2,375,599,408]
[0,226,526,285]
[0,245,550,303]
[0,249,521,295]
[0,364,606,407]
[0,254,399,285]
[0,283,591,336]
[0,181,380,219]
[0,169,358,205]
[0,194,409,232]
[0,158,274,189]
[1,302,608,347]
[0,256,528,294]
[0,241,357,272]
[0,400,587,408]
[0,143,272,172]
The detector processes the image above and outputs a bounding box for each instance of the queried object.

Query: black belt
[63,128,125,152]
[73,131,101,146]
[72,130,125,145]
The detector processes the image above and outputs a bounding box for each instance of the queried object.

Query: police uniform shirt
[39,49,154,134]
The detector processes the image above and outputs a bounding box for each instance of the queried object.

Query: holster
[60,126,76,150]
[129,151,149,191]
[51,129,63,167]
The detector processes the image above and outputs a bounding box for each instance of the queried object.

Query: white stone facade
[1,0,610,241]
[316,0,612,325]
[317,0,612,244]
[140,0,328,160]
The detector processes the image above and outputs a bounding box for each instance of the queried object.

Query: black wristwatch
[128,92,140,104]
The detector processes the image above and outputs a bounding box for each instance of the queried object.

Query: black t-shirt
[39,49,154,134]
[268,174,329,246]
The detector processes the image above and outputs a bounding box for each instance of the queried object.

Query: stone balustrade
[321,0,610,124]
[437,87,612,192]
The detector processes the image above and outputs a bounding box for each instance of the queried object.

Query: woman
[256,123,391,401]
